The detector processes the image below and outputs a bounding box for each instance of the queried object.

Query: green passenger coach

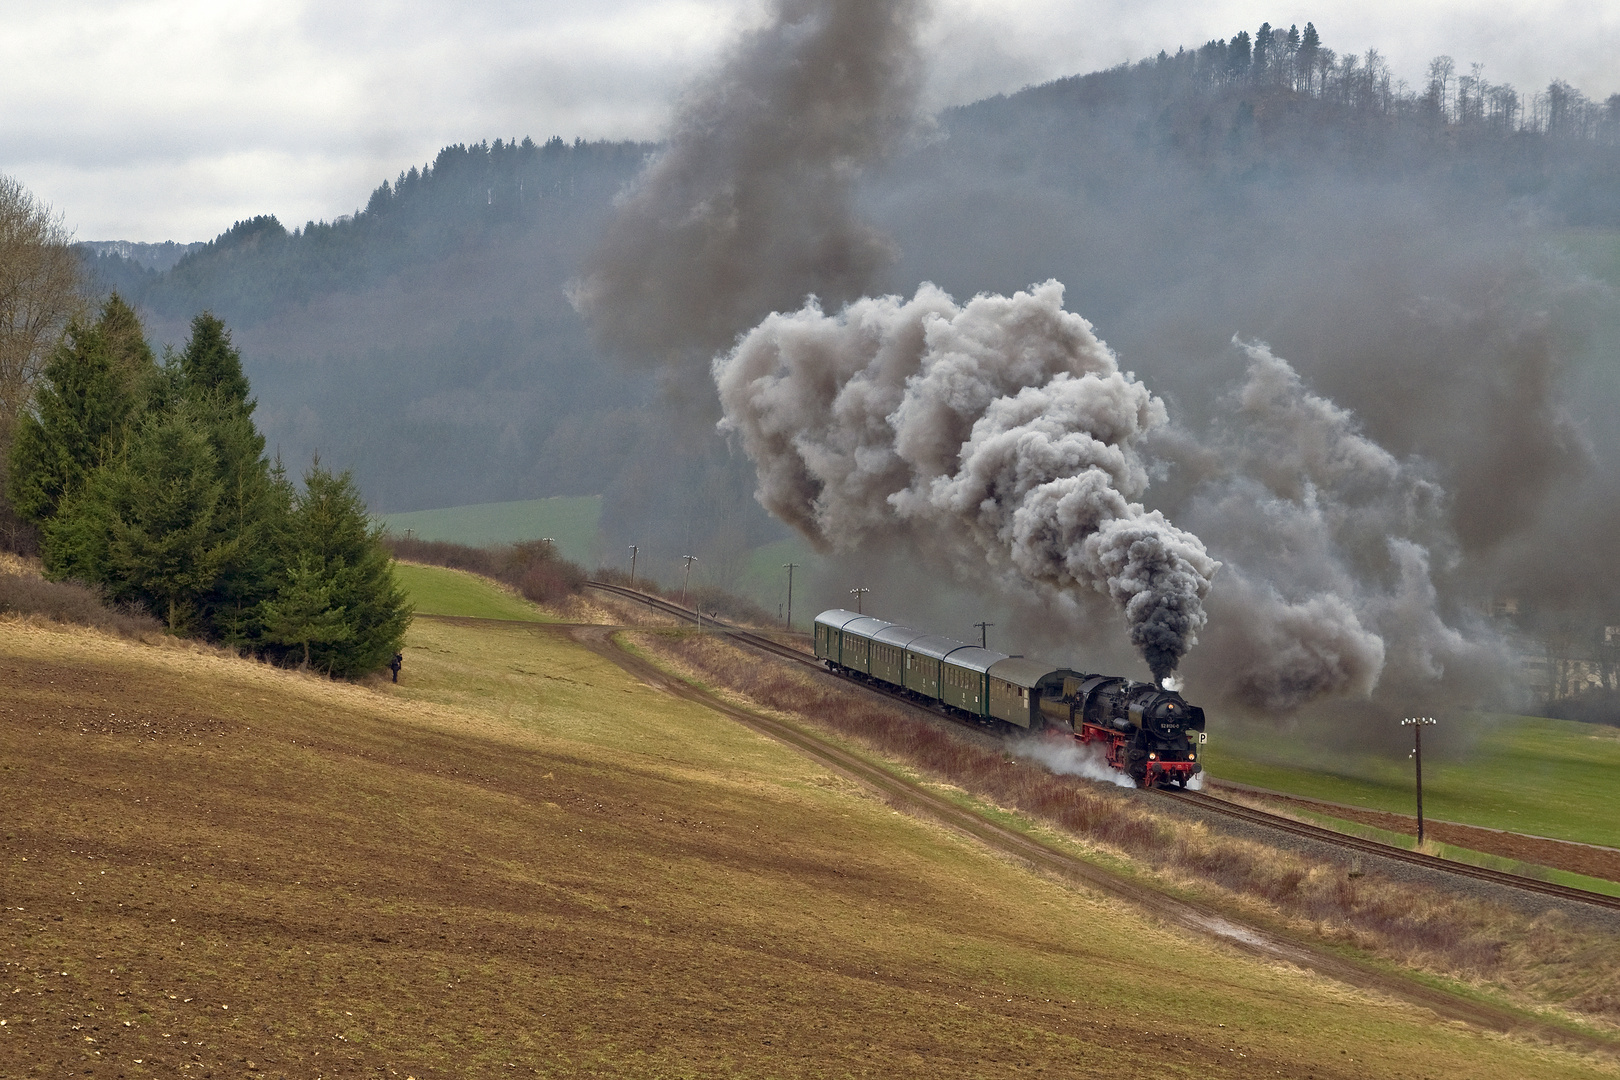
[814,609,1039,727]
[811,607,1208,789]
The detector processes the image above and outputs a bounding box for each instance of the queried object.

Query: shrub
[384,535,588,606]
[0,570,160,638]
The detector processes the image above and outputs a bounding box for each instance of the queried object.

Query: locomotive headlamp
[1148,752,1157,760]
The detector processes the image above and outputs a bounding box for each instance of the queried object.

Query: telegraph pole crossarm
[849,586,870,615]
[974,621,994,649]
[1401,716,1438,846]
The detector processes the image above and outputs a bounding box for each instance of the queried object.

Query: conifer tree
[1300,23,1321,94]
[99,294,160,401]
[173,311,279,641]
[7,320,137,526]
[259,552,353,668]
[49,406,237,631]
[11,299,409,673]
[177,312,251,406]
[275,461,409,676]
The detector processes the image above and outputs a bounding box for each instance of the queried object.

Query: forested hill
[72,136,706,558]
[84,137,652,327]
[941,28,1620,225]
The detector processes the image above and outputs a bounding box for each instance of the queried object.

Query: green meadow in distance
[393,563,551,623]
[378,495,601,564]
[1202,714,1620,850]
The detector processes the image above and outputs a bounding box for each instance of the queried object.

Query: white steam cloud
[713,279,1218,682]
[1009,735,1137,788]
[576,0,1521,722]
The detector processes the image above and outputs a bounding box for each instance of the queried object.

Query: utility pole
[783,562,799,630]
[849,586,870,614]
[681,554,698,607]
[974,621,994,649]
[628,545,638,588]
[1401,716,1438,846]
[540,537,556,552]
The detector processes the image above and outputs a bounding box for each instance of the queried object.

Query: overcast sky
[4,0,1616,242]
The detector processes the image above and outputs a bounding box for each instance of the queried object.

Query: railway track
[585,580,1620,913]
[586,580,821,665]
[1158,789,1620,912]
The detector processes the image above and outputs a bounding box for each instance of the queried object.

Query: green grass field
[377,495,601,564]
[378,494,830,617]
[393,562,552,622]
[1203,714,1620,849]
[390,558,1620,854]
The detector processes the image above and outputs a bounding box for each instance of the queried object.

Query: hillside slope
[2,607,1614,1076]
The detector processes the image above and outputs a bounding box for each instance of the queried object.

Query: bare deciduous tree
[0,173,83,452]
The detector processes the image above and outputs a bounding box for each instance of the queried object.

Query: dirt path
[568,624,1620,1057]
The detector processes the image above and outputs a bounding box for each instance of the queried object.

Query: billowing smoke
[713,280,1218,682]
[1175,342,1516,717]
[571,0,925,358]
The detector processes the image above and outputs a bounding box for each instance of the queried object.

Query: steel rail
[1157,788,1620,911]
[584,580,1620,912]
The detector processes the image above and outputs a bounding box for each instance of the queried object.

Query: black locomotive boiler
[814,608,1206,788]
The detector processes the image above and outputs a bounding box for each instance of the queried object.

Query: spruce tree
[49,406,237,631]
[259,553,353,668]
[277,461,409,676]
[12,301,409,671]
[99,294,160,403]
[175,311,280,642]
[7,320,137,526]
[177,312,252,406]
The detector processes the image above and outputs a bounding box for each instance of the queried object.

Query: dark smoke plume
[713,280,1218,681]
[570,0,926,357]
[1175,342,1516,719]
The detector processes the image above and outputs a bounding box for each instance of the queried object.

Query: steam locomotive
[813,608,1206,788]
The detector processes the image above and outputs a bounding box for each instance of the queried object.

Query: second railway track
[585,579,1620,914]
